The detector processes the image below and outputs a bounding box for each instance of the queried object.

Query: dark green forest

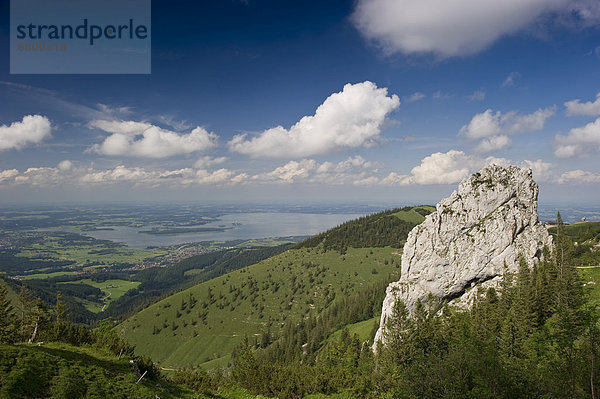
[295,206,433,253]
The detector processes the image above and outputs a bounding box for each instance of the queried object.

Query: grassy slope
[60,279,142,313]
[120,246,400,369]
[391,205,435,224]
[0,278,20,310]
[0,342,195,399]
[326,317,379,344]
[548,220,600,243]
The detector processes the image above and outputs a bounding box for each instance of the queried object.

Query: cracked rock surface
[374,164,552,347]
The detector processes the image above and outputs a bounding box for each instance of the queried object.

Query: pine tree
[231,335,260,391]
[17,284,35,342]
[0,278,16,343]
[55,291,68,323]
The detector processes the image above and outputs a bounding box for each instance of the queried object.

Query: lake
[43,212,365,248]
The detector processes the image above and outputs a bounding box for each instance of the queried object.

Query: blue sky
[1,0,600,205]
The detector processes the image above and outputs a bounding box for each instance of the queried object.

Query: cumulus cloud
[460,107,555,153]
[556,169,600,184]
[57,160,73,171]
[14,167,64,187]
[554,117,600,157]
[402,150,473,185]
[474,135,512,153]
[352,0,599,57]
[252,156,380,185]
[228,81,400,158]
[564,92,600,116]
[460,107,555,139]
[89,120,218,158]
[378,150,553,186]
[193,168,236,185]
[194,156,228,169]
[80,165,159,185]
[0,169,19,183]
[81,166,241,187]
[0,115,52,151]
[2,162,244,189]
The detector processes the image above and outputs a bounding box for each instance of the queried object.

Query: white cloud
[468,89,486,101]
[57,160,73,171]
[474,135,512,153]
[554,117,600,157]
[403,150,473,185]
[379,150,552,186]
[228,81,400,158]
[261,159,318,183]
[0,169,19,183]
[14,167,64,187]
[89,120,218,158]
[96,103,132,118]
[460,107,555,139]
[252,156,380,185]
[193,169,236,185]
[521,159,554,182]
[80,165,156,184]
[460,107,555,153]
[0,161,242,189]
[352,0,597,57]
[0,115,52,151]
[194,156,228,169]
[380,172,411,185]
[502,72,521,87]
[407,92,426,102]
[564,92,600,116]
[556,170,600,184]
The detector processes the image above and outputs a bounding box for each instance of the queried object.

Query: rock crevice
[374,164,551,347]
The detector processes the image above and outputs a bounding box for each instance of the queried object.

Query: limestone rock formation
[374,164,551,347]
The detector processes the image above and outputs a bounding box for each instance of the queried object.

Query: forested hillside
[296,206,434,252]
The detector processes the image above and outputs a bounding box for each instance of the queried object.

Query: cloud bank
[228,81,400,158]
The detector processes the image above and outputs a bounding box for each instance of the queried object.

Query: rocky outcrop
[374,164,551,347]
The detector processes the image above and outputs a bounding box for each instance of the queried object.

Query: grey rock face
[373,164,551,347]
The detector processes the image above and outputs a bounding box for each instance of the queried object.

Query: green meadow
[120,246,400,370]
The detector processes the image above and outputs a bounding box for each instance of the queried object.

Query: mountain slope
[120,246,400,368]
[0,343,194,398]
[119,206,433,369]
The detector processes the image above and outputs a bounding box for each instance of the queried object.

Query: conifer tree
[55,291,68,323]
[0,278,16,343]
